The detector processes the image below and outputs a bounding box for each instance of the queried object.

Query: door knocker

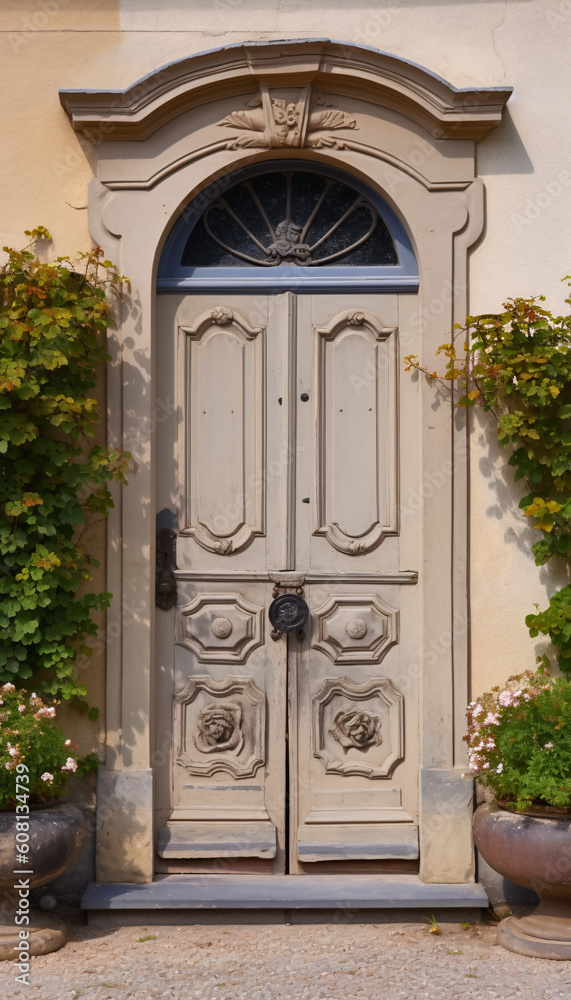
[268,592,309,640]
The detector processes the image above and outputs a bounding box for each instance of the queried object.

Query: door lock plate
[156,527,177,610]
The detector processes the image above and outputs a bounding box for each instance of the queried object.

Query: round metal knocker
[268,593,309,636]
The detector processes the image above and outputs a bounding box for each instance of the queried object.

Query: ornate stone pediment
[217,86,358,150]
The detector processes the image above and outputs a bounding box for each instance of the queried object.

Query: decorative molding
[174,675,265,778]
[172,570,418,584]
[181,307,262,341]
[314,311,398,555]
[176,593,264,664]
[312,593,398,664]
[317,309,397,341]
[312,676,404,778]
[304,786,414,825]
[60,39,512,143]
[217,85,357,150]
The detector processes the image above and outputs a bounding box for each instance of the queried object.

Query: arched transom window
[158,162,418,292]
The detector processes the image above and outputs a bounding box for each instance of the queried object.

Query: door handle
[156,527,177,610]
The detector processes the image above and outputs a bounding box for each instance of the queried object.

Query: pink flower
[18,705,26,714]
[496,763,504,773]
[34,707,56,719]
[544,742,554,750]
[484,712,500,726]
[61,757,78,773]
[1,683,15,693]
[29,693,43,707]
[40,772,54,784]
[498,690,514,707]
[7,744,18,758]
[472,704,484,717]
[64,739,71,746]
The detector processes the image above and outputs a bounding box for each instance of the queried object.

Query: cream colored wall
[1,0,569,720]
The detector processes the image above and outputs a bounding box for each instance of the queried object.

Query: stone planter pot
[474,800,571,960]
[0,802,85,960]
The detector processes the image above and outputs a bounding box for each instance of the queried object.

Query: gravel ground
[2,918,571,999]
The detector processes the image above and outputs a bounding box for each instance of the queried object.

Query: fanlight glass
[181,171,398,269]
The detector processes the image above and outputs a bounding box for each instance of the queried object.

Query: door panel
[155,292,419,874]
[295,295,400,573]
[292,581,418,871]
[182,307,265,555]
[158,579,288,873]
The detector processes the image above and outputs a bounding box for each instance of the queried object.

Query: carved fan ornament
[195,174,381,269]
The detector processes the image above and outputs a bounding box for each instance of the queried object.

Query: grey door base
[82,874,488,926]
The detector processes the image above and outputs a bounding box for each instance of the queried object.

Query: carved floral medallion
[174,675,266,779]
[217,86,358,150]
[330,709,382,751]
[193,702,243,754]
[312,676,404,778]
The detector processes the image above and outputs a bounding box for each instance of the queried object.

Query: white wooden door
[155,292,419,875]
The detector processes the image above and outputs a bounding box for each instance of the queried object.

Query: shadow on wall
[477,108,534,176]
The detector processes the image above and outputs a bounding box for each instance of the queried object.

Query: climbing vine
[404,280,571,675]
[0,229,129,713]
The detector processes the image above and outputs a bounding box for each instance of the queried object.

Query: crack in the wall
[491,0,509,82]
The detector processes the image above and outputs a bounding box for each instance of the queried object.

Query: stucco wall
[1,0,570,728]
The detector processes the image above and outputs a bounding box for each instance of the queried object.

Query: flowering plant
[464,666,571,813]
[0,683,96,808]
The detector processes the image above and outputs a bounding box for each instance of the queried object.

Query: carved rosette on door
[174,675,265,779]
[312,677,404,779]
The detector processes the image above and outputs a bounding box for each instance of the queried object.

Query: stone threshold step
[82,875,488,911]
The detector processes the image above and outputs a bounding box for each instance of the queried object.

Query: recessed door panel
[181,304,265,556]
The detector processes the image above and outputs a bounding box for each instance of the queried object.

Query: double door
[155,292,419,874]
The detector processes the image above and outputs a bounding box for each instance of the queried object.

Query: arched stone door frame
[60,39,511,888]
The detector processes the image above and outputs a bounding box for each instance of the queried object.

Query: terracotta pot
[474,800,571,960]
[0,802,85,960]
